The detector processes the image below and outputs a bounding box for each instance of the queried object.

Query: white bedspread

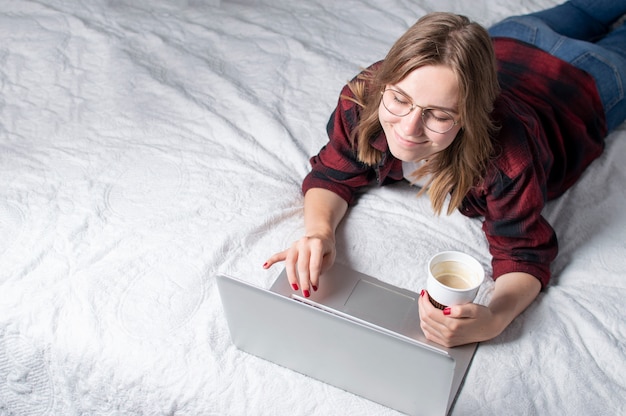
[1,0,625,415]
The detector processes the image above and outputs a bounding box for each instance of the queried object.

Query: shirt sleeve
[301,84,376,205]
[478,142,558,288]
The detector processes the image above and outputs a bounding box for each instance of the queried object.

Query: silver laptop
[216,263,478,416]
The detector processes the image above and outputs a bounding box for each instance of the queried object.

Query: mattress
[0,0,624,415]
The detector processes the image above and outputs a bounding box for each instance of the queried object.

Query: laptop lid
[216,264,477,416]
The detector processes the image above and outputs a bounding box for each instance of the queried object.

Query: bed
[1,0,625,415]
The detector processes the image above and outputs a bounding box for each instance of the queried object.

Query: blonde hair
[347,13,500,215]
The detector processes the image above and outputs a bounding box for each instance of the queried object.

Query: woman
[264,0,626,347]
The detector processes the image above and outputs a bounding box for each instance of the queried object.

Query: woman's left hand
[417,271,542,347]
[418,289,502,347]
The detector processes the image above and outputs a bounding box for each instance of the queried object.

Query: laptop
[216,263,478,416]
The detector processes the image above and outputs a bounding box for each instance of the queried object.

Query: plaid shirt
[302,38,607,287]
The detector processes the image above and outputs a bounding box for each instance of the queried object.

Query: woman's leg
[596,20,626,58]
[528,0,626,40]
[489,0,626,42]
[568,0,626,27]
[591,22,626,131]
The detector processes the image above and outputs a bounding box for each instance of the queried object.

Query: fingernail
[443,307,451,316]
[303,290,310,298]
[312,285,318,292]
[291,283,299,291]
[420,289,425,298]
[262,262,269,269]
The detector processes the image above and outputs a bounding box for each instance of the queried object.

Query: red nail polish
[420,289,425,298]
[443,307,451,316]
[312,285,318,292]
[262,262,269,269]
[303,290,310,298]
[291,283,299,291]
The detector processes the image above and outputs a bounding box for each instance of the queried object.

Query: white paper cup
[427,251,484,309]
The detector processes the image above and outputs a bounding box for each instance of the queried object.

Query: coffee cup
[426,251,484,309]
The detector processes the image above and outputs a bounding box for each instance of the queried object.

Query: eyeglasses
[381,88,459,134]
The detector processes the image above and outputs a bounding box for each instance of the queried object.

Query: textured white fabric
[0,0,624,415]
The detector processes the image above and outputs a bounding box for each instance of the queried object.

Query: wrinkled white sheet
[0,0,625,415]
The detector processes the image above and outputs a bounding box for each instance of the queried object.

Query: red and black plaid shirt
[302,38,607,287]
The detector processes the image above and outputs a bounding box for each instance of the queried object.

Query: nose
[401,107,425,136]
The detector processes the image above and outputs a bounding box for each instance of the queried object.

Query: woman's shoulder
[493,37,603,124]
[340,60,384,100]
[493,37,576,82]
[486,93,539,179]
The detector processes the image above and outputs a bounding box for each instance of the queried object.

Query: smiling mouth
[395,132,428,147]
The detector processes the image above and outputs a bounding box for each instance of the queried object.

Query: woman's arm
[418,271,541,347]
[264,188,348,296]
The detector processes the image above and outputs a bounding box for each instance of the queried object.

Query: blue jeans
[489,0,626,132]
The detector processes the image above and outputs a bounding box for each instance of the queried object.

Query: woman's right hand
[263,233,337,298]
[264,187,348,297]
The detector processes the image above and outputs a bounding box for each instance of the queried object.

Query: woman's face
[378,65,462,162]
